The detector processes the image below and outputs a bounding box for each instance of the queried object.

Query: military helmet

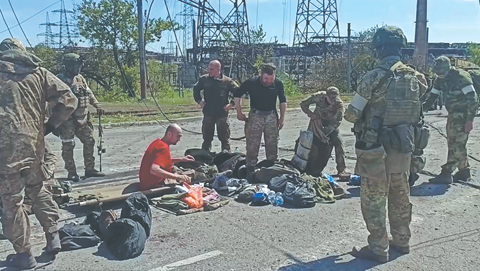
[63,53,83,66]
[432,56,451,75]
[326,86,339,96]
[372,25,407,49]
[0,38,26,51]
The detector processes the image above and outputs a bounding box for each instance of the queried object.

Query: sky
[1,0,479,52]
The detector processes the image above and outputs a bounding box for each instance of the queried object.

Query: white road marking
[149,250,223,271]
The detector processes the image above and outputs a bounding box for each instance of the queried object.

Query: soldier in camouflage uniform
[193,60,239,152]
[55,53,105,181]
[300,86,347,175]
[234,64,287,180]
[425,56,478,184]
[0,38,77,269]
[344,26,427,263]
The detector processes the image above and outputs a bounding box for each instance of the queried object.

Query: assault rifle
[97,112,106,171]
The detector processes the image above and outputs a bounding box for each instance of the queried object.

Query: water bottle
[234,147,240,154]
[267,191,276,205]
[323,173,339,186]
[275,192,284,206]
[349,174,362,186]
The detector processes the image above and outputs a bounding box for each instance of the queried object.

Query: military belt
[252,109,275,115]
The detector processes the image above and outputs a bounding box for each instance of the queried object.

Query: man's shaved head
[163,123,183,145]
[209,60,222,78]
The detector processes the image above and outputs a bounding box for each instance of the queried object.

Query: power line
[0,8,13,38]
[0,0,61,35]
[8,0,32,48]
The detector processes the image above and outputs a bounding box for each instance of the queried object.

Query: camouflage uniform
[55,72,102,174]
[300,88,346,174]
[193,74,239,151]
[0,47,77,254]
[345,26,427,260]
[245,111,279,166]
[424,57,478,177]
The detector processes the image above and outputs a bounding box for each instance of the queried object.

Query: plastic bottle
[234,147,240,154]
[267,191,276,205]
[275,192,284,206]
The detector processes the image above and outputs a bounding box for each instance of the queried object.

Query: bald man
[138,124,195,190]
[193,60,239,152]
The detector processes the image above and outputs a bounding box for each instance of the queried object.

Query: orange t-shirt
[139,139,173,190]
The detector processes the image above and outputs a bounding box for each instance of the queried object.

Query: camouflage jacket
[57,72,101,120]
[423,67,478,122]
[345,55,427,142]
[300,91,344,139]
[0,49,77,175]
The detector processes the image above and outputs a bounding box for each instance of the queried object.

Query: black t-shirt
[235,77,287,111]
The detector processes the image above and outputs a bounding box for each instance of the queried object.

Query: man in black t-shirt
[193,60,239,152]
[234,63,287,177]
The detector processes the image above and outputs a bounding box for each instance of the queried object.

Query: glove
[44,123,55,136]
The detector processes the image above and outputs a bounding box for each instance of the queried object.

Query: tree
[76,0,175,96]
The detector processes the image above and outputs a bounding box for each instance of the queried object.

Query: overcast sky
[1,0,479,51]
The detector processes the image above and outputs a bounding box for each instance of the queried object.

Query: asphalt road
[1,108,479,271]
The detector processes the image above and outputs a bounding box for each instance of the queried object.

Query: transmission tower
[38,12,55,47]
[179,3,195,58]
[291,0,341,82]
[51,0,78,48]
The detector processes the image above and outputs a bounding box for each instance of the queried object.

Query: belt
[252,109,275,114]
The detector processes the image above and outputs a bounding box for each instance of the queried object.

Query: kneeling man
[139,124,195,190]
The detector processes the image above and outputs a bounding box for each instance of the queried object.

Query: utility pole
[413,0,428,72]
[137,0,147,99]
[347,23,352,92]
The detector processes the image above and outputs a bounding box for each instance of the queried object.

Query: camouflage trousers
[329,129,346,172]
[245,111,278,167]
[56,118,96,173]
[0,163,59,253]
[202,114,230,152]
[442,113,470,173]
[361,164,412,256]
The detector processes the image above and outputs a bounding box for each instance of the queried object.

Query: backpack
[467,69,480,102]
[254,162,300,184]
[282,176,316,208]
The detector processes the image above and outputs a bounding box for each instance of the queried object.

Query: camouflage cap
[0,38,26,51]
[326,86,339,96]
[63,53,83,66]
[432,56,451,75]
[372,25,407,49]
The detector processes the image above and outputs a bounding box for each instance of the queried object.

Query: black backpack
[283,178,316,208]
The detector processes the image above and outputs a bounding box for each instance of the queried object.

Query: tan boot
[46,231,61,254]
[7,251,37,269]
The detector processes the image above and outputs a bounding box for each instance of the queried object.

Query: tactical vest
[381,62,421,126]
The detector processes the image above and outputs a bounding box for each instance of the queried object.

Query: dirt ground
[1,107,479,271]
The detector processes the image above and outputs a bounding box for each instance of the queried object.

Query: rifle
[97,112,106,172]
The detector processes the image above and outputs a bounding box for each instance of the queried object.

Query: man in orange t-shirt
[139,124,195,190]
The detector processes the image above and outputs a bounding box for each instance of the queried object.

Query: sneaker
[85,169,105,178]
[7,251,37,269]
[45,231,61,254]
[389,240,410,254]
[67,172,80,182]
[351,246,389,263]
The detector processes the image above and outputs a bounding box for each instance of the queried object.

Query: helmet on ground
[372,25,407,49]
[432,56,451,75]
[0,38,26,51]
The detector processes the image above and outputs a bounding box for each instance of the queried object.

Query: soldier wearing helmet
[55,53,105,181]
[344,26,428,262]
[299,86,348,176]
[424,56,478,184]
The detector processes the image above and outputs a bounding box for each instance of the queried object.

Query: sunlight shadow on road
[410,182,450,197]
[277,252,385,271]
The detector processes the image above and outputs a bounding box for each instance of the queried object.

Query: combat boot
[351,246,389,263]
[85,169,105,178]
[453,168,471,183]
[389,239,410,254]
[67,171,80,182]
[429,169,453,184]
[7,251,37,269]
[45,231,61,254]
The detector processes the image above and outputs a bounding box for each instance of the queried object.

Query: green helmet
[432,56,451,75]
[63,53,83,66]
[0,38,26,51]
[372,25,407,49]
